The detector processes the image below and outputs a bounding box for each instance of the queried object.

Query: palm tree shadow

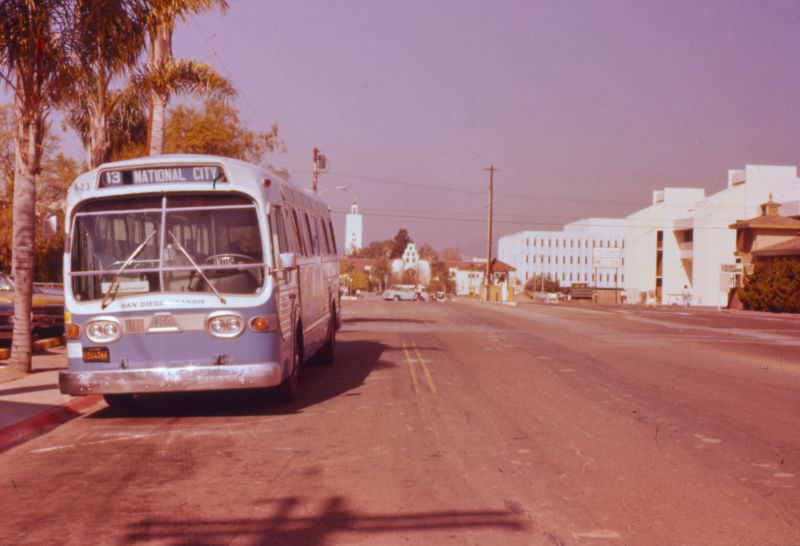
[123,495,528,545]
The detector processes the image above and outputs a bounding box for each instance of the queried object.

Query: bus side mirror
[279,252,297,270]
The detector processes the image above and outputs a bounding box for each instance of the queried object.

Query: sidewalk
[0,345,103,452]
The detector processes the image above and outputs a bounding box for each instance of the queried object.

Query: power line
[329,208,747,231]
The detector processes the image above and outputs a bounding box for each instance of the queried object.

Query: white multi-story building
[624,187,706,304]
[624,165,800,307]
[498,218,626,289]
[344,202,363,256]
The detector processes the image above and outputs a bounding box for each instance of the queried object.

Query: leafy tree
[140,0,233,155]
[350,269,369,292]
[429,259,453,293]
[739,258,800,313]
[401,268,418,285]
[164,101,287,178]
[440,247,463,262]
[62,0,145,168]
[357,239,393,259]
[370,255,391,291]
[0,0,71,372]
[417,242,438,261]
[390,228,412,259]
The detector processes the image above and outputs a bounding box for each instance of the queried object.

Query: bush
[739,258,800,313]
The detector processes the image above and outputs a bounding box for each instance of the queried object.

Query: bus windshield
[70,193,266,302]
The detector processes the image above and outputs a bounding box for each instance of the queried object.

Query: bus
[59,154,340,407]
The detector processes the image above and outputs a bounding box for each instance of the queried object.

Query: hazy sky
[6,0,800,257]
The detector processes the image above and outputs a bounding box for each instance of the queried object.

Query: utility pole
[311,147,319,193]
[484,165,496,303]
[311,147,329,193]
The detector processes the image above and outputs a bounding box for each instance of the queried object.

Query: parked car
[0,272,64,337]
[382,284,428,301]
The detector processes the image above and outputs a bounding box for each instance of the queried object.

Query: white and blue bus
[59,155,340,406]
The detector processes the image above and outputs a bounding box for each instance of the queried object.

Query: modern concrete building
[624,165,800,307]
[344,202,363,256]
[498,218,626,289]
[624,187,706,305]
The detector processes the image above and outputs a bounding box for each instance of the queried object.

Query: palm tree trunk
[148,91,167,156]
[147,22,172,156]
[88,107,110,169]
[10,101,37,373]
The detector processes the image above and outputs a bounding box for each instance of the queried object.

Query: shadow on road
[343,317,426,325]
[87,339,391,419]
[123,495,527,545]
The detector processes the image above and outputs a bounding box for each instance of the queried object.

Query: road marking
[402,340,421,396]
[693,433,722,444]
[573,529,621,539]
[413,341,438,395]
[30,434,151,453]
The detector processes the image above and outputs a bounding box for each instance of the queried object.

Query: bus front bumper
[59,362,283,395]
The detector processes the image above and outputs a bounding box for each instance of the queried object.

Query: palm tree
[0,0,70,373]
[141,0,233,155]
[63,0,145,168]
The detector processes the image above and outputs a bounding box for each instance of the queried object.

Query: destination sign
[99,166,225,187]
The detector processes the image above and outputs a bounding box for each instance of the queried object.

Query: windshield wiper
[168,231,226,304]
[101,230,158,309]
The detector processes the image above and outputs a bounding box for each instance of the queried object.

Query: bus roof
[65,154,329,217]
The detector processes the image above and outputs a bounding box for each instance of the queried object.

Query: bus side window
[291,208,307,256]
[283,208,300,254]
[319,216,332,255]
[304,212,319,256]
[317,217,329,255]
[327,218,338,254]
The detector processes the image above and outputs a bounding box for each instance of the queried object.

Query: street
[2,299,800,545]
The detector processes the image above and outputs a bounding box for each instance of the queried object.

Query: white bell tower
[344,202,363,256]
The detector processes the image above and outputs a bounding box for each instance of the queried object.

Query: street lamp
[307,185,348,196]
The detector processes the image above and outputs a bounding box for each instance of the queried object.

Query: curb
[0,336,65,360]
[0,394,104,454]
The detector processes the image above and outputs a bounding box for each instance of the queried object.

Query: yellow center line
[414,341,438,395]
[402,340,421,396]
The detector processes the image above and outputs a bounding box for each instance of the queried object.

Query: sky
[5,0,800,257]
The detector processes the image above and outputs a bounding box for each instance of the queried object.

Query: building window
[570,240,574,248]
[570,256,573,264]
[562,272,565,281]
[548,256,551,264]
[614,240,618,248]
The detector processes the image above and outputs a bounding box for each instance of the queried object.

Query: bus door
[269,205,299,345]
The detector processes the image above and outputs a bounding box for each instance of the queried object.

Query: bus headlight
[85,318,121,344]
[206,312,244,339]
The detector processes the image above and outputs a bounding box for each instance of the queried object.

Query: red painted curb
[0,394,103,453]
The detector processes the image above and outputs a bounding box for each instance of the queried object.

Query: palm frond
[135,59,236,101]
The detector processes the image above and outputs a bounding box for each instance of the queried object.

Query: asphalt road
[2,299,800,545]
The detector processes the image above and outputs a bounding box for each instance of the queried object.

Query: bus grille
[124,318,146,334]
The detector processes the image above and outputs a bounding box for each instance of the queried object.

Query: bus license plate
[83,347,110,363]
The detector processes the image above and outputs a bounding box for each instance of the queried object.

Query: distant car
[382,285,428,301]
[0,272,64,337]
